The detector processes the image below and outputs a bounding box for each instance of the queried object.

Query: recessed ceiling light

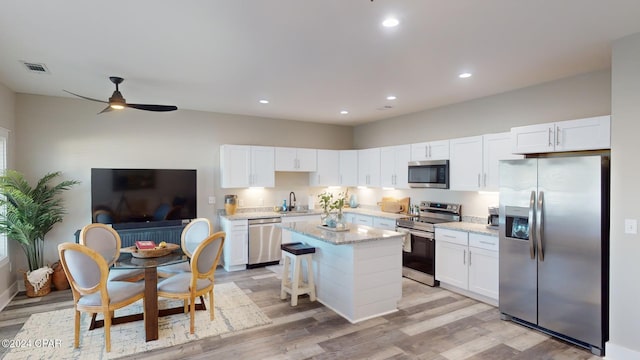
[340,110,349,115]
[386,95,397,100]
[459,72,472,79]
[382,18,399,27]
[259,99,269,104]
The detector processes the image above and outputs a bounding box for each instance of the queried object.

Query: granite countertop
[435,221,499,237]
[220,207,409,221]
[279,221,405,245]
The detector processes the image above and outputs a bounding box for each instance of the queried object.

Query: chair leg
[184,299,188,313]
[104,311,111,352]
[189,297,195,334]
[280,255,290,300]
[209,289,214,320]
[74,310,81,348]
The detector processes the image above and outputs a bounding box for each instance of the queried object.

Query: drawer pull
[479,240,495,245]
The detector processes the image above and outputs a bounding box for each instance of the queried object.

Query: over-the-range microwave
[407,160,449,189]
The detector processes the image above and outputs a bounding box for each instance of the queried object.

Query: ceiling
[1,1,640,126]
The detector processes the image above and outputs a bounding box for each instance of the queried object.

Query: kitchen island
[279,221,404,323]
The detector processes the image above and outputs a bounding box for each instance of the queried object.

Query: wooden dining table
[89,247,204,342]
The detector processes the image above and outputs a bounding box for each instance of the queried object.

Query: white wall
[13,94,353,274]
[608,32,640,358]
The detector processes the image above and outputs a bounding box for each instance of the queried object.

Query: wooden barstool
[280,242,316,306]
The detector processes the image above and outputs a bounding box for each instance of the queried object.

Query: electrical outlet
[239,199,244,207]
[624,218,637,234]
[208,196,215,205]
[259,198,264,206]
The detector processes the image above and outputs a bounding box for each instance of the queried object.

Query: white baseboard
[605,342,640,359]
[0,279,19,312]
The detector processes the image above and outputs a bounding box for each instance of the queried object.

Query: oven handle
[397,227,434,240]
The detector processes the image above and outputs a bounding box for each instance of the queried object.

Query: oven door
[400,228,439,286]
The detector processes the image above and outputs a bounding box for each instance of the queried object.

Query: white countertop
[220,207,409,221]
[435,221,499,237]
[279,221,404,245]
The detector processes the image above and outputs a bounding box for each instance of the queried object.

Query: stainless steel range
[396,201,461,286]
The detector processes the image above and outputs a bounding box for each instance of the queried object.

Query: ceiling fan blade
[127,103,178,112]
[63,90,108,104]
[98,105,113,114]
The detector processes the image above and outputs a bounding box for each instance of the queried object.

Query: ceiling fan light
[110,103,125,110]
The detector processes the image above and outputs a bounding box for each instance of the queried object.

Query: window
[0,127,8,260]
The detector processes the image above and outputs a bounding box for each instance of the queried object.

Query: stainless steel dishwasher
[247,217,282,268]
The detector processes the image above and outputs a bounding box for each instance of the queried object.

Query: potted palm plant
[0,170,79,297]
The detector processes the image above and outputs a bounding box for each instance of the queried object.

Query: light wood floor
[0,267,601,359]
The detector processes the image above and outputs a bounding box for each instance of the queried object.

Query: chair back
[79,223,121,267]
[191,231,225,281]
[182,218,212,258]
[58,243,108,299]
[93,209,115,224]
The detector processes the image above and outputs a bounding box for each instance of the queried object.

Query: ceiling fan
[64,76,178,114]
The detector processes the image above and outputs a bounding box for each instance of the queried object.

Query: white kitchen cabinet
[220,217,249,272]
[468,233,499,299]
[343,212,356,224]
[281,214,321,244]
[310,149,340,186]
[482,132,524,191]
[352,214,374,226]
[373,217,396,230]
[339,150,358,187]
[220,145,275,188]
[380,144,410,189]
[358,148,381,187]
[511,115,610,154]
[275,147,317,171]
[410,140,450,161]
[449,136,483,191]
[436,228,499,302]
[450,132,522,191]
[435,228,469,289]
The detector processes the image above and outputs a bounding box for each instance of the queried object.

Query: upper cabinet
[275,147,317,172]
[358,148,381,187]
[482,132,523,191]
[450,132,522,191]
[339,150,359,187]
[410,140,450,161]
[449,136,484,191]
[310,149,340,186]
[380,145,410,189]
[220,145,275,188]
[511,115,611,154]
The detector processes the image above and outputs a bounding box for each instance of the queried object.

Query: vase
[321,210,331,226]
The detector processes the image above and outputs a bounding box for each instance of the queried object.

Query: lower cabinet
[435,228,499,302]
[220,217,248,272]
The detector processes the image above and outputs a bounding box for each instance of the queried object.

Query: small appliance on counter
[487,206,499,228]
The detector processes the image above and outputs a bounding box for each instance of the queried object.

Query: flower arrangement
[317,191,347,227]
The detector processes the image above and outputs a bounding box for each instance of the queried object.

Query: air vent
[377,105,393,111]
[21,61,50,74]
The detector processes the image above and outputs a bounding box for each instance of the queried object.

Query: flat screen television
[91,168,197,229]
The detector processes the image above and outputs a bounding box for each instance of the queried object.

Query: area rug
[5,282,271,360]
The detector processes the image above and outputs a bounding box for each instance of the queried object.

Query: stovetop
[396,201,461,230]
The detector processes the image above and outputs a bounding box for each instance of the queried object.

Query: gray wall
[12,94,353,276]
[609,32,640,357]
[353,69,611,149]
[0,82,16,307]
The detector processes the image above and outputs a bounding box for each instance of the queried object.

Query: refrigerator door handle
[537,190,545,262]
[528,190,536,259]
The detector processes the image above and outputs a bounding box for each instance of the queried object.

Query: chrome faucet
[289,192,297,211]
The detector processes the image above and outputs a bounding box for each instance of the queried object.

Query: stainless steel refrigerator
[499,155,609,356]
